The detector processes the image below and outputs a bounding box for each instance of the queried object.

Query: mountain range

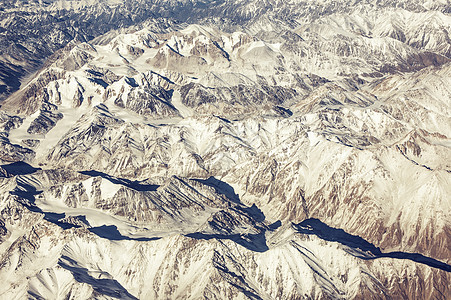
[0,0,450,299]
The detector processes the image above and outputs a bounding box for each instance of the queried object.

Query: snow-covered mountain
[0,0,450,299]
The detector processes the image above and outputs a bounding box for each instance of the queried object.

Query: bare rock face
[0,112,23,132]
[180,82,299,116]
[110,83,178,117]
[27,108,63,135]
[0,0,450,299]
[21,139,40,149]
[0,136,35,163]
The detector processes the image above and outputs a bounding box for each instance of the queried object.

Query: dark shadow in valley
[125,77,139,87]
[80,170,159,192]
[238,204,266,223]
[14,199,81,230]
[1,161,41,176]
[10,177,41,203]
[11,181,160,240]
[195,176,241,202]
[268,220,282,230]
[10,178,81,230]
[88,77,109,88]
[274,105,293,117]
[59,255,138,300]
[189,177,271,252]
[294,218,451,272]
[195,176,266,222]
[214,115,232,123]
[186,231,269,252]
[88,225,160,242]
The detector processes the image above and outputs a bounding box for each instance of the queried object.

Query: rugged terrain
[0,0,450,299]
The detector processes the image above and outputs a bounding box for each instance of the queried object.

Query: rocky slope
[0,0,450,299]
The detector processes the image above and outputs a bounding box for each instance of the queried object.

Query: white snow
[170,90,193,118]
